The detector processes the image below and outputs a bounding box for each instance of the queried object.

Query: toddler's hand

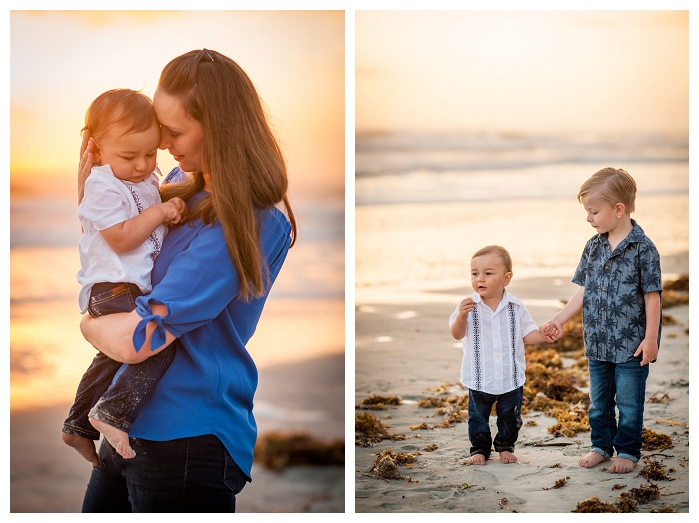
[458,297,475,319]
[540,322,562,343]
[160,199,185,226]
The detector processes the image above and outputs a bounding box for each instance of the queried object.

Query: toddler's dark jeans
[467,386,523,459]
[62,282,174,439]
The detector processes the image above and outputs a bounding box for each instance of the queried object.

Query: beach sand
[10,353,345,513]
[355,256,689,513]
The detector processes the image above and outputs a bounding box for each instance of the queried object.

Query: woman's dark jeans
[82,435,248,512]
[467,386,523,459]
[62,282,174,439]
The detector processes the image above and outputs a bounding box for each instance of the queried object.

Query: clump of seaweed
[543,476,570,490]
[524,420,538,427]
[637,457,677,482]
[410,422,430,431]
[661,274,689,308]
[357,394,402,410]
[641,428,674,451]
[647,392,673,404]
[418,397,446,408]
[572,496,636,513]
[663,274,688,291]
[649,507,680,513]
[254,432,344,470]
[611,484,626,491]
[424,443,438,452]
[356,412,405,446]
[368,449,416,481]
[620,483,661,504]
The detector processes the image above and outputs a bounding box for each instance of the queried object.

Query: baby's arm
[524,324,557,344]
[634,291,661,365]
[546,286,584,340]
[100,199,185,253]
[450,297,474,340]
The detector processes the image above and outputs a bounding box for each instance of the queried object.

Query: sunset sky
[10,10,344,197]
[356,10,688,135]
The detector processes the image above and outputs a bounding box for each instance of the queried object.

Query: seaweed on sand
[572,496,636,513]
[641,428,674,451]
[356,412,406,447]
[637,457,677,482]
[368,449,417,482]
[254,432,344,471]
[543,476,570,490]
[357,394,402,410]
[620,483,661,504]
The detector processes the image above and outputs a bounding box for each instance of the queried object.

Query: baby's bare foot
[579,451,608,468]
[470,454,486,465]
[89,417,135,459]
[499,450,518,464]
[608,457,636,474]
[61,432,99,466]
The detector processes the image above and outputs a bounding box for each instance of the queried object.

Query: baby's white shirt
[449,290,537,395]
[77,164,165,313]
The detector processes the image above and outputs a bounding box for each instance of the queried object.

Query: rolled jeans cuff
[616,452,640,463]
[591,447,613,460]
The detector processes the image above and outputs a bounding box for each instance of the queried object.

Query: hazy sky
[10,10,344,197]
[356,10,688,135]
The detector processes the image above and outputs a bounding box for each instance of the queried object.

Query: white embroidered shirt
[449,290,537,395]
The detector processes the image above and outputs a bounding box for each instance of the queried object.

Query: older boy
[548,167,662,474]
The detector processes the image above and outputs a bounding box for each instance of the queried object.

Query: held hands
[634,338,659,366]
[160,197,187,226]
[457,297,475,319]
[539,321,563,343]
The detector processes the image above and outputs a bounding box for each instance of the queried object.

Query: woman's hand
[78,130,95,205]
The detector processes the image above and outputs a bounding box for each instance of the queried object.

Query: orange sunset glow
[10,10,345,410]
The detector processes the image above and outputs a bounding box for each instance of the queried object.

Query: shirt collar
[471,289,521,313]
[594,219,646,252]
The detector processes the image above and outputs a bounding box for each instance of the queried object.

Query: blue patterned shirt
[572,219,662,363]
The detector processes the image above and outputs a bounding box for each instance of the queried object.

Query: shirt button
[605,265,610,269]
[494,333,499,338]
[602,287,606,291]
[601,328,605,332]
[601,307,605,311]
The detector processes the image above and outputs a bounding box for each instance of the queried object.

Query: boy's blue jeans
[62,282,175,439]
[467,386,523,459]
[587,358,649,462]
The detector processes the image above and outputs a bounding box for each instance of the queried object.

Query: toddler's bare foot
[579,451,607,468]
[61,432,99,466]
[470,454,487,465]
[608,457,636,474]
[499,451,518,464]
[89,417,135,459]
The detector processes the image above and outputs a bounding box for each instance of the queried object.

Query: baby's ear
[91,140,102,163]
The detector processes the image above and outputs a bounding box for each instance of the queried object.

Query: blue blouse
[124,168,292,480]
[572,219,662,363]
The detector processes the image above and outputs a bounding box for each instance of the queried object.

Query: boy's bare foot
[579,451,608,468]
[89,417,135,459]
[470,454,487,465]
[608,457,636,474]
[61,432,99,467]
[499,451,518,464]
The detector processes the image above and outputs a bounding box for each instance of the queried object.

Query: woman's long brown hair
[158,49,296,302]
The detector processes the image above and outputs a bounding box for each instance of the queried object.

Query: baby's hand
[458,297,475,319]
[160,198,186,226]
[539,323,559,343]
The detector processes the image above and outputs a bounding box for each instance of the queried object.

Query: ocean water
[10,188,344,410]
[356,131,688,301]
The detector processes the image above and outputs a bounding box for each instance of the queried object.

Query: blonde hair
[578,167,637,214]
[82,89,157,141]
[157,49,296,302]
[472,245,512,273]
